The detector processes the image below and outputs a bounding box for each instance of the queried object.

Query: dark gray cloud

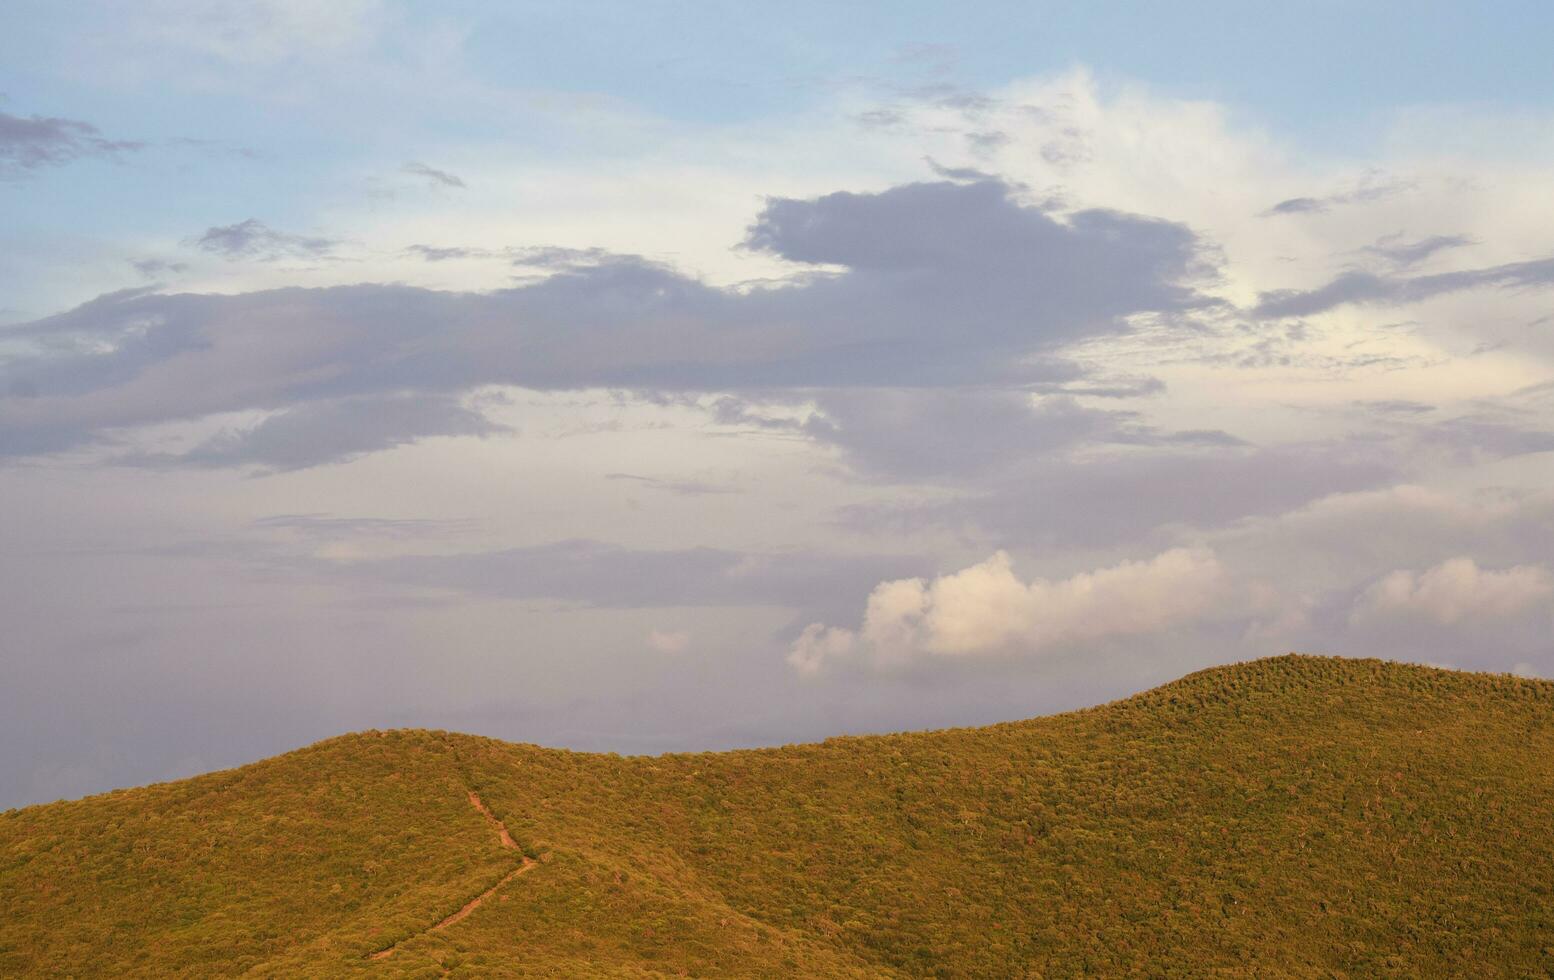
[401,161,466,188]
[2,179,1217,464]
[193,219,340,261]
[0,110,141,178]
[1255,256,1554,318]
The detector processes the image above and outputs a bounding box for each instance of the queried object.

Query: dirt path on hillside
[367,790,535,962]
[467,790,518,849]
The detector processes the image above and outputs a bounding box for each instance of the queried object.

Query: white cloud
[788,547,1231,675]
[1350,557,1554,626]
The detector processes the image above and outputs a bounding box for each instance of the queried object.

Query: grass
[3,654,1553,976]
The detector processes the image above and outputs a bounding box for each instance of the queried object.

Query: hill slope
[3,655,1553,977]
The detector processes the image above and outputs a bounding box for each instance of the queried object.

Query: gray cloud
[1260,174,1412,217]
[0,110,142,178]
[130,257,190,279]
[1255,256,1554,318]
[1362,233,1475,268]
[193,219,340,261]
[924,157,999,182]
[128,393,505,471]
[405,244,496,262]
[3,179,1217,464]
[401,161,466,188]
[1414,414,1554,465]
[804,389,1239,482]
[1263,196,1326,216]
[603,472,739,496]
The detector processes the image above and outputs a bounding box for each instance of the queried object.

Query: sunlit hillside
[3,655,1552,977]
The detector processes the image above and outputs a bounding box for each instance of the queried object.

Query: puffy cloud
[1351,557,1554,626]
[788,547,1231,674]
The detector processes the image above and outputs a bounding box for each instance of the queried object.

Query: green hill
[3,655,1553,977]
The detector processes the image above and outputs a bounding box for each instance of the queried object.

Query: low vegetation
[3,655,1553,976]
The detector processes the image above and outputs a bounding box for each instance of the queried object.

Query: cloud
[604,472,737,496]
[782,388,1238,483]
[130,257,190,279]
[923,157,1000,182]
[1262,197,1326,216]
[1259,173,1412,217]
[130,393,504,470]
[1254,256,1554,318]
[0,110,142,178]
[788,547,1231,674]
[193,219,340,261]
[1350,557,1554,627]
[2,178,1217,465]
[405,244,497,262]
[1361,233,1475,269]
[401,161,466,188]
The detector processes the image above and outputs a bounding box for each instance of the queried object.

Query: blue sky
[7,0,1554,322]
[3,2,1554,808]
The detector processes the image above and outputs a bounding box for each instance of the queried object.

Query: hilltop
[3,655,1553,976]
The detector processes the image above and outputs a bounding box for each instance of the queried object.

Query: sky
[3,2,1554,809]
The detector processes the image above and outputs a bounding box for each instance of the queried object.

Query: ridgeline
[3,655,1552,976]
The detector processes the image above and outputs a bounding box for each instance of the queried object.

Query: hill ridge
[4,653,1553,977]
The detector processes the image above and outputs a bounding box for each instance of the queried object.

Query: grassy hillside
[3,654,1553,977]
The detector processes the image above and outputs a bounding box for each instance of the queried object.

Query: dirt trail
[367,790,535,962]
[467,790,518,849]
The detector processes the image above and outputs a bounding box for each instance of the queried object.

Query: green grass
[4,655,1554,976]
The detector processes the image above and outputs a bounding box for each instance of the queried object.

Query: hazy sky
[4,1,1554,808]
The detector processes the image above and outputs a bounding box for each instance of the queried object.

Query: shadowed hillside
[3,655,1553,977]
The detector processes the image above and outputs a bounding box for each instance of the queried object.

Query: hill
[3,654,1553,977]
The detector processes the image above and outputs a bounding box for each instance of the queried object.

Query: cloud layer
[1,179,1217,465]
